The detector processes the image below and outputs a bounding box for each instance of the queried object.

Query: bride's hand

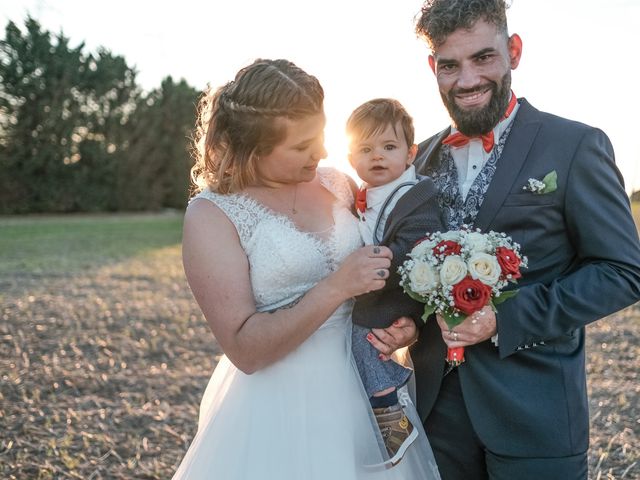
[326,245,392,299]
[369,317,418,360]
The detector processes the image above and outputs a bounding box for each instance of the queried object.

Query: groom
[370,0,640,479]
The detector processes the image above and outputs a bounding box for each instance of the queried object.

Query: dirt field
[0,212,638,479]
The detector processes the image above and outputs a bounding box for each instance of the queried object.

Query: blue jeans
[351,323,412,399]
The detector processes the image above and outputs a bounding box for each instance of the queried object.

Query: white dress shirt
[357,165,418,246]
[450,101,520,199]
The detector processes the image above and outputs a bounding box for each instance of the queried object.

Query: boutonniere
[523,170,557,194]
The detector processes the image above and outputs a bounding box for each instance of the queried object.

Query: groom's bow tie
[442,91,517,153]
[443,130,495,153]
[356,187,367,214]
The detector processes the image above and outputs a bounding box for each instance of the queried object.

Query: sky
[3,0,640,193]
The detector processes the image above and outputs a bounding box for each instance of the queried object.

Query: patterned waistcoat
[423,124,514,230]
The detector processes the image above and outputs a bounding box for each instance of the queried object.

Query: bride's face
[256,113,327,186]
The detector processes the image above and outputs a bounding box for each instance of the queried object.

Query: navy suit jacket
[410,98,640,457]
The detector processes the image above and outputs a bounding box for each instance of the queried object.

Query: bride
[172,58,440,479]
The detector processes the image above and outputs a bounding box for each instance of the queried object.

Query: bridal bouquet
[398,227,527,366]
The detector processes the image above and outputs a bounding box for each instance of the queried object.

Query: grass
[0,212,210,479]
[632,202,640,227]
[0,213,183,274]
[1,209,639,479]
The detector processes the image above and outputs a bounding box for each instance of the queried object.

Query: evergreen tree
[117,77,198,211]
[0,17,139,213]
[0,17,201,213]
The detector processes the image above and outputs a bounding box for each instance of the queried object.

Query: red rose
[451,276,492,315]
[433,240,462,257]
[496,247,522,280]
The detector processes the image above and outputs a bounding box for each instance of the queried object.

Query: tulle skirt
[172,304,440,479]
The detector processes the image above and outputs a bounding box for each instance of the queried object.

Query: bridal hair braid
[191,59,324,194]
[415,0,510,51]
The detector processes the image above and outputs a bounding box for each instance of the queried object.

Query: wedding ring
[377,269,386,278]
[453,331,459,341]
[471,318,478,325]
[373,246,380,254]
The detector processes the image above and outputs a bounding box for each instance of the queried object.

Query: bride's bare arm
[182,199,392,374]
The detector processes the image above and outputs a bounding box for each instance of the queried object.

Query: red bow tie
[355,187,367,214]
[443,130,495,153]
[442,91,517,153]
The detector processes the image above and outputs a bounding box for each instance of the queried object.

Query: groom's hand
[368,317,418,361]
[437,305,497,348]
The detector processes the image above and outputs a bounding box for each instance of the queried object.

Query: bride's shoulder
[185,193,234,230]
[189,189,261,217]
[187,189,263,246]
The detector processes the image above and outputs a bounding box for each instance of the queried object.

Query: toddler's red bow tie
[442,91,517,153]
[356,188,367,214]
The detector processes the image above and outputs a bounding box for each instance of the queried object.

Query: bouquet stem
[446,347,465,366]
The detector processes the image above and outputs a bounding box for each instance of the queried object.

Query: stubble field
[1,209,638,479]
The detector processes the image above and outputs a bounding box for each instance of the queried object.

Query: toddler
[347,98,444,466]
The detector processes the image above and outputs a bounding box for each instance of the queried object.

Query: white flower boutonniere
[523,170,557,194]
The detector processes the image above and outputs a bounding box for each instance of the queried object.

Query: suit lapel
[473,99,542,231]
[414,127,450,174]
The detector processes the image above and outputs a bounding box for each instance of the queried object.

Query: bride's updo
[191,59,325,194]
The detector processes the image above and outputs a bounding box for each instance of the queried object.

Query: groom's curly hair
[415,0,511,51]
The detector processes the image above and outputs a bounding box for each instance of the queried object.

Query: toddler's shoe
[372,403,418,466]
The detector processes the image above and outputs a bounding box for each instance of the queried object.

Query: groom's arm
[495,127,640,358]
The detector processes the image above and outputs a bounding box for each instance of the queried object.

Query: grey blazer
[411,98,640,457]
[352,177,445,329]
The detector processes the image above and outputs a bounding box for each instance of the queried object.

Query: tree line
[0,17,200,214]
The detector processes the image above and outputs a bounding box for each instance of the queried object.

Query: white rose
[408,260,439,295]
[439,255,467,287]
[465,231,491,253]
[467,252,501,286]
[409,238,436,260]
[440,231,462,242]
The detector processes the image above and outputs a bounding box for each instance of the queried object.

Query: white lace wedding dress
[172,167,440,479]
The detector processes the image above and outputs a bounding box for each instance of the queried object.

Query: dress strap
[317,167,355,208]
[190,190,264,249]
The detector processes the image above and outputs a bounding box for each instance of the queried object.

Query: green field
[0,213,183,274]
[0,211,638,479]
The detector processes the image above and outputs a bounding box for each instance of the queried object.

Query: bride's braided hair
[191,59,324,194]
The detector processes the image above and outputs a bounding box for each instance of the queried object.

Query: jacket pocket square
[522,170,557,194]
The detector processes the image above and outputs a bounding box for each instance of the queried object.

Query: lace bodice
[192,167,363,312]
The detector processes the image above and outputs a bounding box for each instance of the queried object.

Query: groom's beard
[441,72,512,136]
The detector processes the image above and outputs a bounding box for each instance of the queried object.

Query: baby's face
[348,122,416,187]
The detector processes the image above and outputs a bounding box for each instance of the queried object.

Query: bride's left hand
[367,316,418,361]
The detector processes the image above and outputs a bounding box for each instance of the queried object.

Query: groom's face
[428,19,522,136]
